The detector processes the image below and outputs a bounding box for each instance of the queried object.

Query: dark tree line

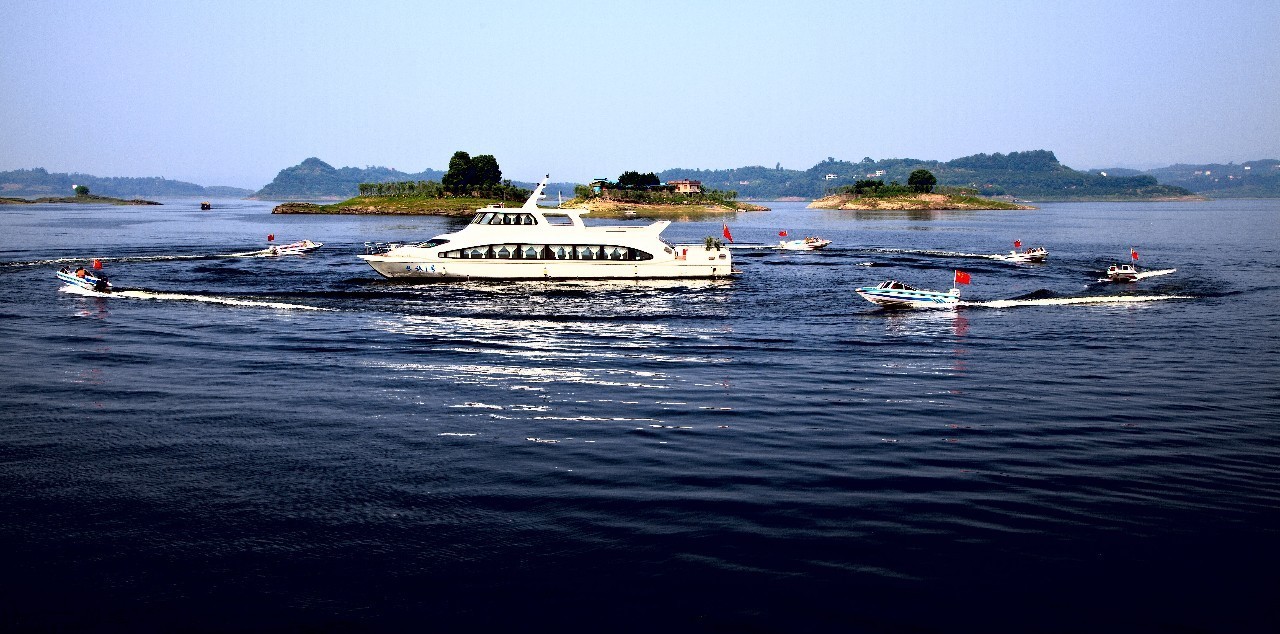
[616,171,660,189]
[442,151,502,193]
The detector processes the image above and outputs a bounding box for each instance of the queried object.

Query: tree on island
[470,154,502,188]
[617,171,660,190]
[908,169,937,193]
[442,151,472,192]
[442,151,503,193]
[853,179,883,195]
[73,184,89,196]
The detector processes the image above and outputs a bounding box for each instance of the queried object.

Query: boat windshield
[877,280,916,290]
[416,238,450,248]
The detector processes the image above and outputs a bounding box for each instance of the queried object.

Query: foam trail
[963,294,1190,309]
[1096,268,1177,282]
[873,248,995,259]
[59,285,330,310]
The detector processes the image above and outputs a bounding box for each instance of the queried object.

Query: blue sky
[2,0,1278,188]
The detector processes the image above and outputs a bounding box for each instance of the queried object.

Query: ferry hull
[360,255,735,280]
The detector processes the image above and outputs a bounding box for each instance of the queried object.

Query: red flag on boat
[1131,249,1139,261]
[92,259,102,270]
[1014,240,1022,249]
[954,270,971,285]
[779,230,788,237]
[267,234,275,242]
[722,223,734,243]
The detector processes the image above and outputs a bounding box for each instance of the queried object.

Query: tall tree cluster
[617,171,660,189]
[442,151,503,193]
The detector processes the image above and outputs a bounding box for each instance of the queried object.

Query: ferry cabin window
[542,214,574,226]
[442,245,653,261]
[416,238,449,248]
[471,212,537,225]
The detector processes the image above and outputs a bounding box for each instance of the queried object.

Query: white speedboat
[262,239,322,256]
[57,266,112,293]
[1105,263,1140,282]
[359,176,735,280]
[995,246,1047,263]
[778,237,832,251]
[854,280,961,309]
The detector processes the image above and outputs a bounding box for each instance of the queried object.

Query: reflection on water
[843,209,981,222]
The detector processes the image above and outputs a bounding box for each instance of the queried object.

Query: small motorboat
[995,246,1047,263]
[855,280,961,309]
[200,201,212,210]
[1105,263,1140,282]
[779,237,832,251]
[260,239,323,256]
[57,265,112,293]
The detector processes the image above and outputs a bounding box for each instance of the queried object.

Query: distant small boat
[779,237,832,251]
[200,201,212,210]
[994,246,1047,263]
[855,280,960,309]
[57,266,112,293]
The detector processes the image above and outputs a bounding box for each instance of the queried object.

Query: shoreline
[808,192,1034,211]
[274,196,770,217]
[0,194,161,205]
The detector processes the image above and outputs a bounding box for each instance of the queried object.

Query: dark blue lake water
[2,198,1278,632]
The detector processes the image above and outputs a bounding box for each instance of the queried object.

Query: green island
[557,170,767,219]
[274,152,530,216]
[273,155,767,217]
[0,185,160,206]
[807,170,1032,210]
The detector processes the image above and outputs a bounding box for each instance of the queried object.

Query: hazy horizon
[3,0,1278,190]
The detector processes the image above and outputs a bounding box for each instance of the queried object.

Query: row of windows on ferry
[441,244,655,261]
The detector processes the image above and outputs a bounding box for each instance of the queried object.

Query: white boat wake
[872,248,993,259]
[59,285,330,310]
[963,294,1190,309]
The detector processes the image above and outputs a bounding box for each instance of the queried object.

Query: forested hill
[252,157,579,201]
[659,150,1195,201]
[1091,160,1280,198]
[0,168,252,199]
[251,158,447,200]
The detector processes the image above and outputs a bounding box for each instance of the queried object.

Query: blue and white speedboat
[57,266,112,293]
[778,237,832,251]
[855,280,961,309]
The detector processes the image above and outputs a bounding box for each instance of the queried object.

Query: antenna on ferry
[524,174,551,209]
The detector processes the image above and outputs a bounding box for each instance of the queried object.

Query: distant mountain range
[5,154,1278,202]
[0,168,252,199]
[1090,159,1280,199]
[251,158,447,200]
[659,150,1200,201]
[251,158,579,201]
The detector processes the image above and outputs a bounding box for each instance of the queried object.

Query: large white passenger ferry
[359,176,736,280]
